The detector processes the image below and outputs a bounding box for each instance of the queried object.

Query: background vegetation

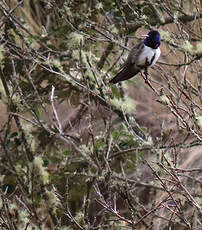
[0,0,201,229]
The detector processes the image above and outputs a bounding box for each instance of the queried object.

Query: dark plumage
[110,30,161,84]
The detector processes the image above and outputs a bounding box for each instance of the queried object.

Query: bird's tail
[109,66,139,84]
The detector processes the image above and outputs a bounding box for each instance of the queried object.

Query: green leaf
[112,131,119,139]
[111,85,121,99]
[43,159,49,167]
[95,140,104,150]
[10,132,18,138]
[50,156,62,163]
[62,150,72,156]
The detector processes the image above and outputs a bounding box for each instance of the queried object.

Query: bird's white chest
[136,45,161,67]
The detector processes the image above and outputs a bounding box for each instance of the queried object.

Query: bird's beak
[141,34,148,38]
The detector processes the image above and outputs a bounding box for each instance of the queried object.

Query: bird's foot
[141,71,157,93]
[143,70,149,82]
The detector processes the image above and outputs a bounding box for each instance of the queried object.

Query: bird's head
[143,30,161,49]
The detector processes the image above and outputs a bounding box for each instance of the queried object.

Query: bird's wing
[125,42,144,66]
[110,42,144,84]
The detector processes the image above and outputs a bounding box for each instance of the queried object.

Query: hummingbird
[109,30,161,84]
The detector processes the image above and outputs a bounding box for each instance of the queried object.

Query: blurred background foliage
[0,0,201,229]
